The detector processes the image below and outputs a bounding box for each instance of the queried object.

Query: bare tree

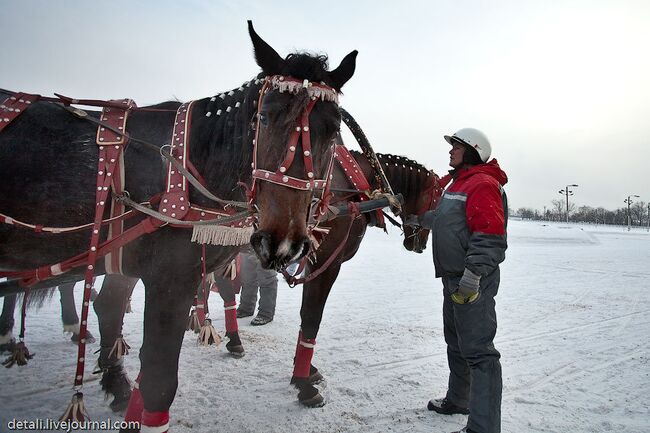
[632,201,647,226]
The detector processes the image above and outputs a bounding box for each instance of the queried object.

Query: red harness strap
[159,101,194,220]
[334,144,385,227]
[0,93,40,132]
[99,99,136,274]
[72,100,137,389]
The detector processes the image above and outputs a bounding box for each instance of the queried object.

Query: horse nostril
[250,231,273,267]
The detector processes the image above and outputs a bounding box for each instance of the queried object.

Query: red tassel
[124,373,143,424]
[108,335,130,360]
[142,410,169,433]
[2,341,34,368]
[197,319,222,347]
[186,309,201,333]
[60,392,89,421]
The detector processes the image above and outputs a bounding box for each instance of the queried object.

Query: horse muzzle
[250,230,311,271]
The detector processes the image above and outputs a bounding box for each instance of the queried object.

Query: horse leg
[214,276,245,357]
[122,274,195,433]
[291,262,342,407]
[58,282,96,344]
[94,275,138,412]
[0,295,17,352]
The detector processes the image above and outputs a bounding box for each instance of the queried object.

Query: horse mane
[188,78,263,203]
[348,150,432,198]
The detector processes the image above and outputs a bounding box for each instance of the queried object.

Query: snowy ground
[1,219,649,433]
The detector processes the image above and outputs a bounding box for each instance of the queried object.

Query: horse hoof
[299,392,325,408]
[294,379,325,407]
[109,395,130,412]
[309,370,324,385]
[0,338,16,354]
[227,345,245,358]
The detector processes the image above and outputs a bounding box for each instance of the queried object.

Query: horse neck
[189,79,262,203]
[352,151,430,209]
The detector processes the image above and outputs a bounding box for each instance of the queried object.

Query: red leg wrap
[141,410,169,433]
[124,373,143,424]
[294,330,303,359]
[224,301,238,333]
[293,333,316,378]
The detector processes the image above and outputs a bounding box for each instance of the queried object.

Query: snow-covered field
[1,219,649,433]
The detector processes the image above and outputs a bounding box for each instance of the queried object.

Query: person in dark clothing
[236,251,278,326]
[418,128,508,433]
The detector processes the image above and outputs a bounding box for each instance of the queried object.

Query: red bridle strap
[250,76,337,196]
[251,99,325,190]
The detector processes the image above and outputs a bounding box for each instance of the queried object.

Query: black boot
[427,397,469,415]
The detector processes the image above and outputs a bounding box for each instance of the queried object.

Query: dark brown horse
[284,148,441,406]
[0,21,357,431]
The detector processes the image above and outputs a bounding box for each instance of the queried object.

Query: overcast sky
[2,0,648,210]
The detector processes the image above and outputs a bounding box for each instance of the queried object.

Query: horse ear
[328,50,358,90]
[248,20,284,76]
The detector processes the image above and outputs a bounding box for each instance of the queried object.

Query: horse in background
[285,147,442,406]
[0,21,357,430]
[0,286,97,356]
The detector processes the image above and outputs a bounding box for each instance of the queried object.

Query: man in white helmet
[417,128,508,433]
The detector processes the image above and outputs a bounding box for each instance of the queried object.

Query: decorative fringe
[108,336,130,360]
[269,76,339,102]
[186,309,201,333]
[60,392,89,421]
[197,319,221,347]
[125,297,132,314]
[191,225,253,246]
[2,341,33,368]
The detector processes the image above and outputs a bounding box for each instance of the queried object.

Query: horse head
[401,167,445,253]
[247,21,357,270]
[376,155,443,254]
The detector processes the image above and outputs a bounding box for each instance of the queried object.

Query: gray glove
[451,268,481,304]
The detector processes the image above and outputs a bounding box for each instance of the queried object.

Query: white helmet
[444,128,491,162]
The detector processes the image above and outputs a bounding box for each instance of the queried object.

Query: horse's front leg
[121,273,196,433]
[291,262,341,407]
[94,275,139,412]
[0,294,17,352]
[214,275,245,357]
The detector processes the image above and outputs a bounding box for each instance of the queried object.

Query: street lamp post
[647,203,649,233]
[558,184,579,223]
[624,194,640,231]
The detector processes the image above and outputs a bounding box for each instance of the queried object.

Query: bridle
[403,172,450,250]
[250,75,338,223]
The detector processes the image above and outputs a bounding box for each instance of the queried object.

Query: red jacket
[421,159,508,277]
